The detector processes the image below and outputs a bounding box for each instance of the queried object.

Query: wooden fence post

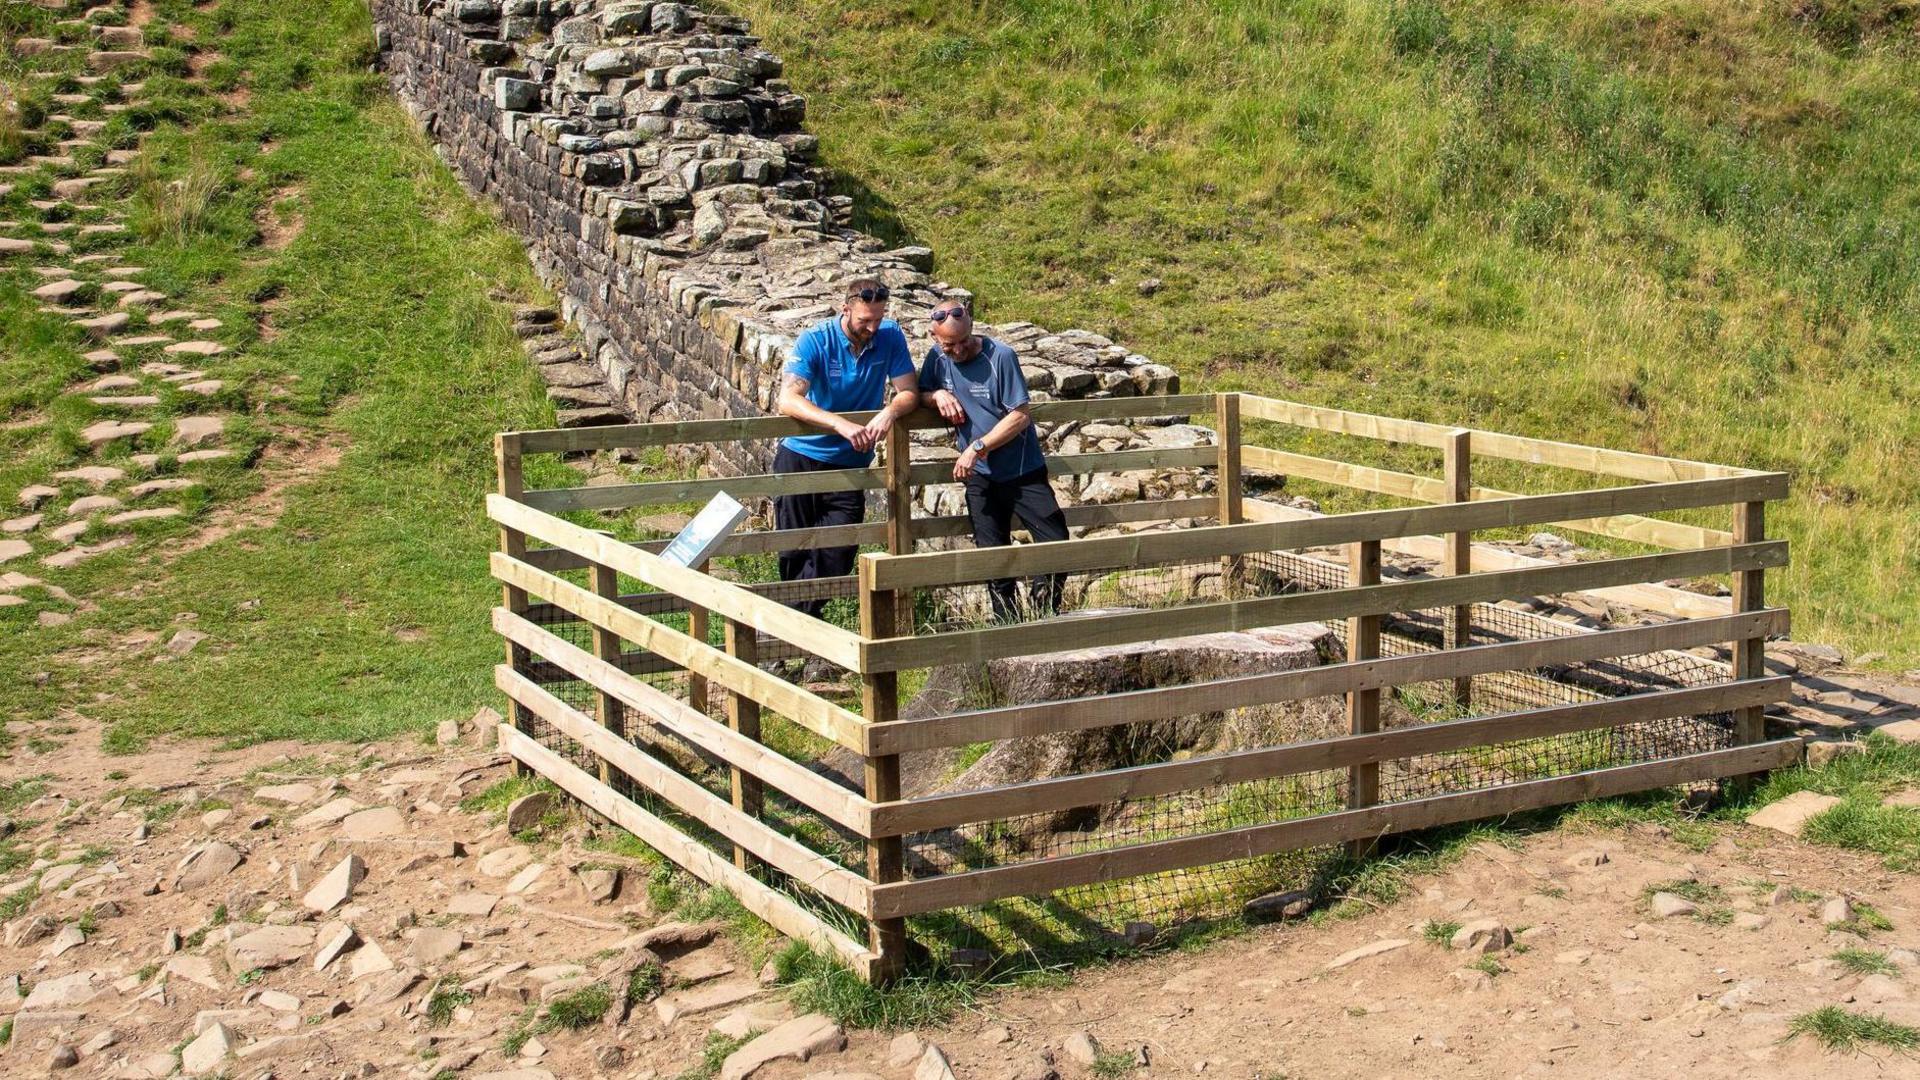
[858,553,908,983]
[688,562,710,716]
[1216,392,1245,595]
[589,560,626,789]
[1731,501,1767,747]
[496,433,531,776]
[883,421,915,633]
[1347,538,1382,860]
[725,617,764,871]
[1444,429,1473,709]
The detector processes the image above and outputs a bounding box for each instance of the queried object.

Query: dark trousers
[773,444,863,619]
[965,467,1070,623]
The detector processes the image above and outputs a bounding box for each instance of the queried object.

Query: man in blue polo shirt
[774,277,918,625]
[918,296,1069,622]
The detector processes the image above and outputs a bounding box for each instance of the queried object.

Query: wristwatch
[969,439,987,454]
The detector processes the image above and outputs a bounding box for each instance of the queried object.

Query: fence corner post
[857,552,908,983]
[495,432,531,777]
[1731,501,1768,750]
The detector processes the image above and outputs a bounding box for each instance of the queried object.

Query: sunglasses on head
[930,306,969,323]
[848,286,891,304]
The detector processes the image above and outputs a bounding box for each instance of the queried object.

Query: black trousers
[773,444,864,619]
[965,467,1070,623]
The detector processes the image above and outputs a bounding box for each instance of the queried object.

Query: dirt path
[5,716,1918,1079]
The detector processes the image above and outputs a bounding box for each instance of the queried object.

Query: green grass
[1090,1049,1140,1078]
[1421,919,1461,946]
[675,1033,751,1080]
[542,983,612,1030]
[1831,948,1898,977]
[1789,1006,1920,1054]
[0,0,563,752]
[426,979,471,1027]
[723,0,1920,666]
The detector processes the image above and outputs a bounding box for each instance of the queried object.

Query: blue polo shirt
[917,336,1046,481]
[779,317,914,466]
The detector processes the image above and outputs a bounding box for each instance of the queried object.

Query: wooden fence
[486,392,1796,982]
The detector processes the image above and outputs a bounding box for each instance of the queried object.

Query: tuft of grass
[1831,948,1897,977]
[625,962,665,1005]
[773,941,981,1030]
[1641,878,1723,905]
[542,983,612,1031]
[1471,955,1505,977]
[426,979,471,1027]
[1789,1006,1920,1053]
[1422,919,1461,947]
[675,1033,750,1080]
[1090,1049,1139,1077]
[458,776,555,817]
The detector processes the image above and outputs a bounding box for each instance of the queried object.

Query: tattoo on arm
[783,373,810,396]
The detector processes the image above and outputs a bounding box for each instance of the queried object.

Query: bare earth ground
[5,716,1919,1080]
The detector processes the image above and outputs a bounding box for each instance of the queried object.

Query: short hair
[842,276,885,300]
[933,294,972,315]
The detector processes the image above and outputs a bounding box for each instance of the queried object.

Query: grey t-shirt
[917,336,1046,481]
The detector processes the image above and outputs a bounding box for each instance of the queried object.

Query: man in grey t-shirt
[918,297,1068,622]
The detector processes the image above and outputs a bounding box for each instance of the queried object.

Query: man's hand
[952,447,978,480]
[838,418,874,452]
[855,409,894,451]
[931,389,965,425]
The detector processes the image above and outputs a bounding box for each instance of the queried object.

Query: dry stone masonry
[369,0,1197,504]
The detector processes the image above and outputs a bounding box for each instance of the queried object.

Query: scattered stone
[506,790,556,833]
[448,891,500,917]
[1062,1032,1101,1066]
[167,628,206,656]
[258,989,301,1013]
[713,1000,794,1040]
[1746,791,1843,837]
[292,796,362,829]
[719,1013,846,1080]
[1733,912,1772,931]
[255,783,319,805]
[412,926,464,965]
[181,1021,238,1075]
[228,924,318,971]
[1450,919,1512,954]
[1565,849,1610,869]
[886,1032,926,1068]
[348,939,396,980]
[578,867,619,903]
[338,805,407,840]
[313,922,359,972]
[1821,895,1854,924]
[1243,888,1314,921]
[1324,938,1410,970]
[18,484,60,509]
[47,1043,80,1070]
[173,841,244,890]
[1650,892,1699,919]
[164,340,229,357]
[303,853,368,912]
[478,845,535,878]
[21,970,97,1011]
[914,1044,959,1080]
[52,466,124,488]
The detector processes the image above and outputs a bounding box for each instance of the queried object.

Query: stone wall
[368,0,1205,504]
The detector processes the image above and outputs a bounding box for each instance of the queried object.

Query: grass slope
[0,0,562,750]
[721,0,1920,665]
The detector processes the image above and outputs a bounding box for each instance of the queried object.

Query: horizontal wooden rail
[861,543,1787,671]
[521,466,883,514]
[498,666,872,914]
[491,494,866,670]
[869,677,1788,835]
[491,552,871,751]
[509,395,1217,455]
[905,445,1216,487]
[865,738,1800,919]
[1239,395,1753,483]
[524,499,1219,574]
[498,724,879,976]
[862,608,1787,754]
[866,473,1786,591]
[1240,497,1734,620]
[494,608,873,833]
[1242,446,1732,550]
